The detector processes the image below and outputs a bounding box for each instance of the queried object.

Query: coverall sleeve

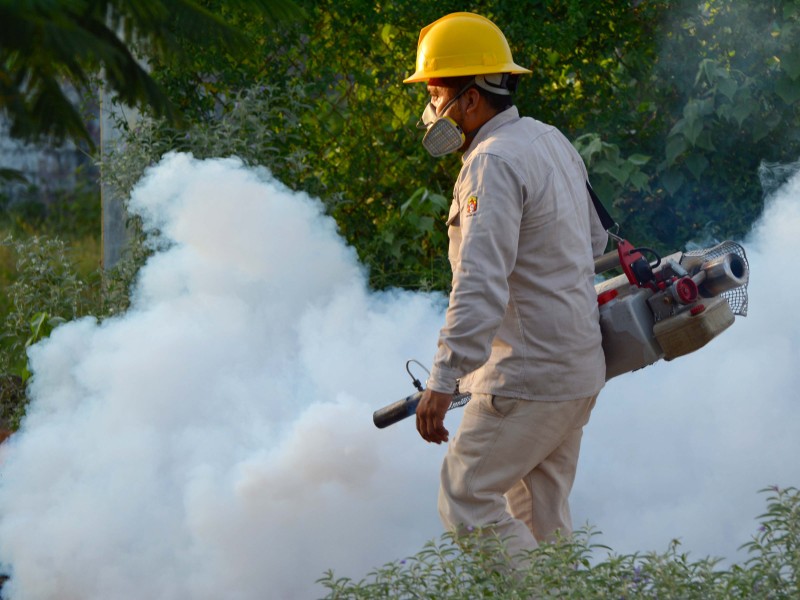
[426,154,524,393]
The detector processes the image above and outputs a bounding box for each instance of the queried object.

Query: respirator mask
[416,82,474,157]
[416,75,513,157]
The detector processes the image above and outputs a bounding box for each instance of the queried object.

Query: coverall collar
[462,105,521,163]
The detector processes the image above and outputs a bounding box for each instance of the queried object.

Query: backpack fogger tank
[593,237,748,379]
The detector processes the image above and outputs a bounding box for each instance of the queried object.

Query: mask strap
[438,80,476,117]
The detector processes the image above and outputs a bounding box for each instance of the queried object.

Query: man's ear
[463,87,482,114]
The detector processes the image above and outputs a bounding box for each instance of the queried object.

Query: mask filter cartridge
[421,116,465,157]
[416,81,474,157]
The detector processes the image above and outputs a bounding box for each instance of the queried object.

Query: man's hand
[416,389,452,444]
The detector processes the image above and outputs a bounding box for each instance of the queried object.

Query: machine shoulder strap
[586,181,617,232]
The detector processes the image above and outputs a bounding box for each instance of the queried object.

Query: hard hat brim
[403,63,531,84]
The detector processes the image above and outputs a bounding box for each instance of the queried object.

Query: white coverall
[426,105,608,560]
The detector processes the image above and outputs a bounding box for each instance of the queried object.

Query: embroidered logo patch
[466,195,479,216]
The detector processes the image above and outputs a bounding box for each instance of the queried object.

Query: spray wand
[372,360,471,429]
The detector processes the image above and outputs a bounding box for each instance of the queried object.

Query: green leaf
[426,192,449,212]
[573,134,604,163]
[683,118,703,145]
[684,153,710,180]
[731,99,757,126]
[380,23,399,47]
[417,216,434,234]
[593,160,628,185]
[29,312,47,336]
[26,312,49,348]
[716,77,738,101]
[696,59,721,86]
[694,131,717,152]
[666,136,688,167]
[668,118,686,138]
[678,100,711,145]
[592,178,615,206]
[627,154,651,166]
[715,104,731,120]
[48,316,67,328]
[683,98,713,119]
[661,170,685,196]
[629,171,650,191]
[780,52,800,80]
[636,101,656,113]
[751,120,771,143]
[775,78,800,105]
[401,187,426,215]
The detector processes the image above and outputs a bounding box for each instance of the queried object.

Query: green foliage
[0,230,139,428]
[365,187,451,291]
[320,487,800,599]
[0,374,24,432]
[739,486,800,597]
[100,84,311,198]
[139,0,459,289]
[0,174,101,240]
[98,83,314,295]
[605,1,800,250]
[0,236,88,425]
[0,0,303,146]
[117,0,800,293]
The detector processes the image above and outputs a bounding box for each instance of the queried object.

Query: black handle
[373,391,422,429]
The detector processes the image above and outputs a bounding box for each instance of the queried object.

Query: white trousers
[438,392,598,562]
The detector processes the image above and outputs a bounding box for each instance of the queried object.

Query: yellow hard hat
[404,12,532,84]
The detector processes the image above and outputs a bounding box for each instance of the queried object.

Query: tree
[106,0,800,290]
[574,1,800,249]
[0,0,303,147]
[139,0,675,287]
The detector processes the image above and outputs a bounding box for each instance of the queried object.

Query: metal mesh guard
[448,393,471,411]
[684,241,749,316]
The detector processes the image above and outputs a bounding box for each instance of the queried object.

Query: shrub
[0,233,140,428]
[319,487,800,599]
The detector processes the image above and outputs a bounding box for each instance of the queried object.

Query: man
[404,12,608,563]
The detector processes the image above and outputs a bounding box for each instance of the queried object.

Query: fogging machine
[373,231,749,429]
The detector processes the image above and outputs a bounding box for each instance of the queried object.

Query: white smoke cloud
[574,160,800,562]
[0,153,447,599]
[0,153,797,598]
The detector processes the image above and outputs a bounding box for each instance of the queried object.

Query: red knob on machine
[674,277,699,304]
